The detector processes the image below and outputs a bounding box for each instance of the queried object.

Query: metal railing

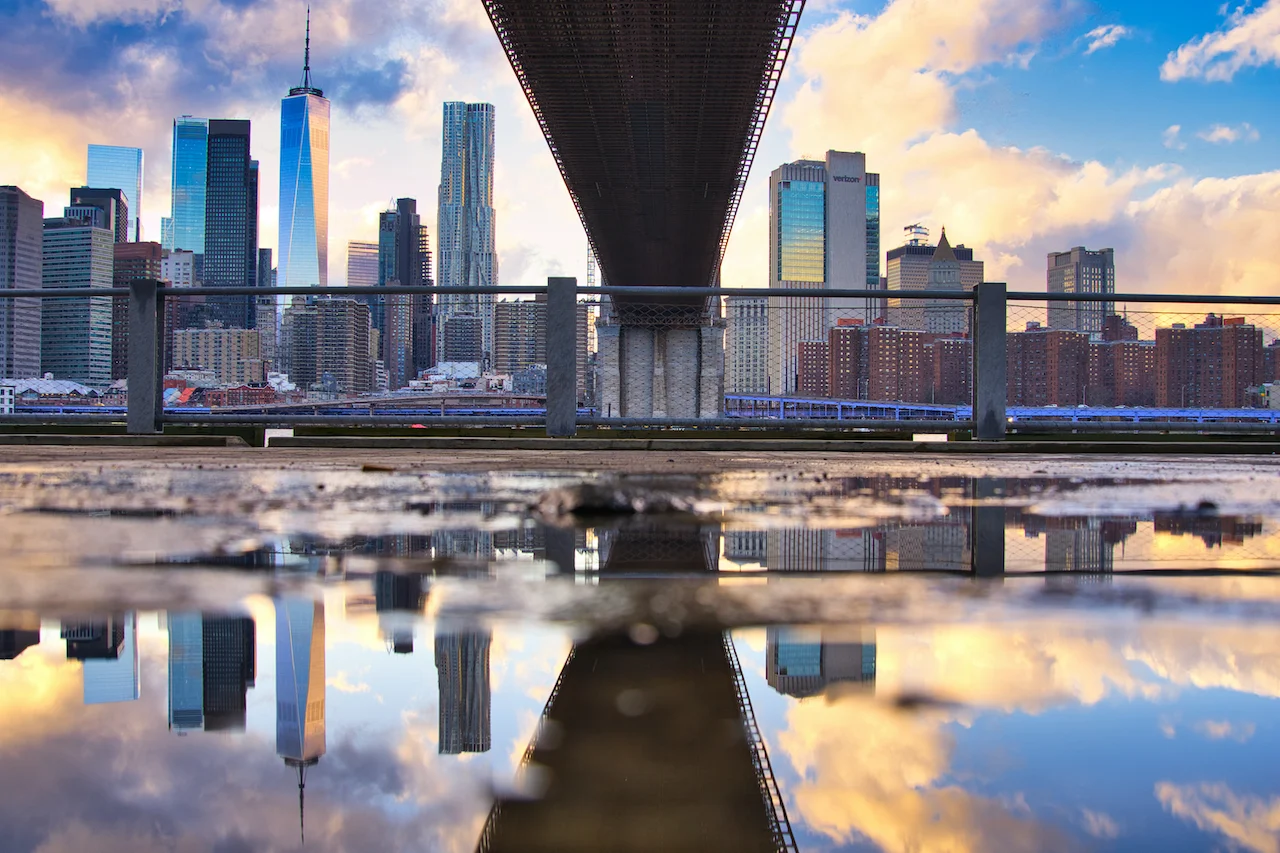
[5,279,1280,441]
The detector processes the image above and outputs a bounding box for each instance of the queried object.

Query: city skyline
[0,1,1274,297]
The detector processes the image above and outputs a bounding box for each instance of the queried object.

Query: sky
[1,0,1277,296]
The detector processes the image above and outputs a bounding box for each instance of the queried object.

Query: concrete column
[622,327,655,417]
[699,325,725,419]
[597,324,620,418]
[127,279,163,435]
[545,277,578,437]
[666,329,700,419]
[973,281,1008,440]
[652,329,668,418]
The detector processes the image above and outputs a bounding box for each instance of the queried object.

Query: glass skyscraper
[86,145,143,241]
[437,102,496,364]
[201,120,258,327]
[169,117,208,253]
[278,13,330,289]
[767,151,880,394]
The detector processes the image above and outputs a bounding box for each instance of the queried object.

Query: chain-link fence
[7,283,1280,436]
[1006,299,1280,424]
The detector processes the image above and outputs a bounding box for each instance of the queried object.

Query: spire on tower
[304,7,311,87]
[289,5,325,97]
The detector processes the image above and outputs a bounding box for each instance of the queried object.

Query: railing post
[546,276,578,437]
[971,477,1006,577]
[127,279,164,435]
[972,281,1007,441]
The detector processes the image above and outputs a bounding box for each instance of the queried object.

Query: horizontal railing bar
[1012,421,1280,433]
[581,417,973,429]
[161,414,548,426]
[1008,291,1280,306]
[7,284,1280,306]
[590,286,975,300]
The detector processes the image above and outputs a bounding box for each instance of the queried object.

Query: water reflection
[6,467,1280,851]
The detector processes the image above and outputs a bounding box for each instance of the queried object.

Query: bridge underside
[483,0,803,295]
[477,632,778,853]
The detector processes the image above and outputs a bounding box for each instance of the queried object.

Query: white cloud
[1157,782,1280,853]
[1194,719,1257,742]
[1082,23,1133,55]
[1081,808,1121,839]
[1197,122,1262,143]
[1162,0,1280,82]
[1163,124,1187,150]
[775,0,1280,296]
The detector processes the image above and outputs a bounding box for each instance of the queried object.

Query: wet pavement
[3,448,1280,852]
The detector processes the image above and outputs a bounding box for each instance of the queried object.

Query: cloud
[1081,808,1120,839]
[778,695,1076,852]
[1162,0,1280,82]
[1194,719,1257,742]
[1157,782,1280,853]
[1162,124,1187,150]
[774,0,1280,297]
[1197,122,1262,143]
[1081,24,1133,54]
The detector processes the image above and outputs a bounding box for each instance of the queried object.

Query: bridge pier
[596,322,724,420]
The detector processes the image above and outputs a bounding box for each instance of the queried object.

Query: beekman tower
[278,8,330,289]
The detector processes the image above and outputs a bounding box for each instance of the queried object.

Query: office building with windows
[68,188,129,244]
[886,227,983,334]
[767,151,880,394]
[0,186,43,380]
[41,214,113,385]
[278,10,330,289]
[169,117,209,253]
[437,102,496,365]
[378,199,432,387]
[1047,247,1115,338]
[725,295,769,393]
[435,626,492,754]
[111,242,162,379]
[203,121,258,328]
[87,145,144,241]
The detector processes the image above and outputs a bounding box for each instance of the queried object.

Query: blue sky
[0,0,1276,294]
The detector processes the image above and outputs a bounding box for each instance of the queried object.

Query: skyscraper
[276,598,325,826]
[278,10,330,289]
[886,227,983,334]
[0,186,43,380]
[169,117,209,253]
[437,102,496,365]
[111,242,163,380]
[1047,247,1115,338]
[378,199,431,387]
[203,121,258,328]
[725,295,769,394]
[435,625,491,754]
[767,151,881,395]
[347,241,378,289]
[87,145,144,241]
[68,187,129,244]
[168,612,205,730]
[82,612,139,705]
[42,214,113,385]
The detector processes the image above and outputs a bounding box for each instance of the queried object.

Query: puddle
[3,455,1280,851]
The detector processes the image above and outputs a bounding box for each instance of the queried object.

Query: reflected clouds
[779,696,1075,852]
[1157,782,1280,853]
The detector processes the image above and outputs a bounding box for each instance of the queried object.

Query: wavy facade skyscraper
[437,102,496,365]
[277,10,330,289]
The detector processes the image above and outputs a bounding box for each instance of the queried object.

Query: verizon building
[767,151,881,395]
